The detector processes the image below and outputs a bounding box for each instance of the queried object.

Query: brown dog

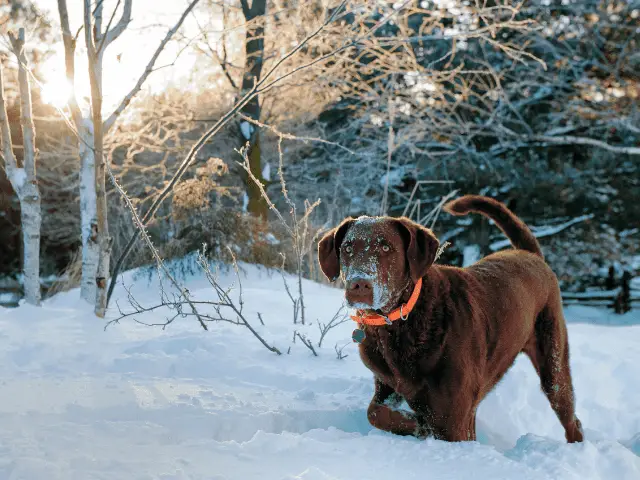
[317,195,584,443]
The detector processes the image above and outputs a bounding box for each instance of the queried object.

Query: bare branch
[0,61,18,172]
[197,248,282,354]
[99,0,132,52]
[519,134,640,156]
[56,0,83,125]
[104,159,209,329]
[317,305,349,348]
[295,331,318,357]
[83,0,95,56]
[236,113,357,155]
[335,342,349,360]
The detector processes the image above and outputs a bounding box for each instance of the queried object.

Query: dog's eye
[382,245,390,253]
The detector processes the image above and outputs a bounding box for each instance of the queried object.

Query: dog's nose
[346,278,373,304]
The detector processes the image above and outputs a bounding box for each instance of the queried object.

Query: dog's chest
[359,326,425,396]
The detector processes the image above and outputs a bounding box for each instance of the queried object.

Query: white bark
[84,0,112,317]
[0,29,42,305]
[19,186,41,305]
[78,121,99,302]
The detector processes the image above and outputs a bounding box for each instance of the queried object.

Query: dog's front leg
[408,389,477,442]
[367,378,417,436]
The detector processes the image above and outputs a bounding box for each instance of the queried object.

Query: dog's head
[318,216,439,314]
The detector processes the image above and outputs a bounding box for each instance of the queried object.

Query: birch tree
[0,28,41,305]
[56,0,200,316]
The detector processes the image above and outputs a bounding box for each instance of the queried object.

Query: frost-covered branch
[106,246,282,354]
[335,342,349,360]
[239,137,322,325]
[295,331,318,357]
[515,134,640,156]
[317,305,349,348]
[103,159,208,329]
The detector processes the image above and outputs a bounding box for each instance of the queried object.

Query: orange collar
[350,278,423,326]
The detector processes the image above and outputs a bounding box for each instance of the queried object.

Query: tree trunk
[79,122,99,303]
[85,0,111,317]
[19,184,41,305]
[0,29,42,306]
[240,0,268,219]
[92,80,111,318]
[15,32,41,306]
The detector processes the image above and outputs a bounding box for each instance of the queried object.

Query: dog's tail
[444,195,543,258]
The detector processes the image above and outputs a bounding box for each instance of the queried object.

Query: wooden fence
[0,277,57,308]
[561,270,639,314]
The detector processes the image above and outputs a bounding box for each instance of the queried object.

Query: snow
[0,261,639,479]
[242,191,249,212]
[0,292,19,305]
[262,162,271,182]
[240,121,253,140]
[379,167,405,188]
[462,244,481,267]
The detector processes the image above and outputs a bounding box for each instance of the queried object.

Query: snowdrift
[0,262,638,479]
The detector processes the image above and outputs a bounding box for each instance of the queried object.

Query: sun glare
[41,77,74,109]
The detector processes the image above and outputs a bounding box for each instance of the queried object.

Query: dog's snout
[348,278,373,293]
[346,277,374,305]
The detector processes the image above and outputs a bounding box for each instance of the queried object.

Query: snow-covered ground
[1,261,639,479]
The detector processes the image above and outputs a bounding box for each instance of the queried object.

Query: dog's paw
[414,420,434,440]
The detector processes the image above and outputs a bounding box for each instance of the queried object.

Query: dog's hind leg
[367,378,418,436]
[528,298,584,443]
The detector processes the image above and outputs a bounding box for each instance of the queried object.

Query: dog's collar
[350,278,423,327]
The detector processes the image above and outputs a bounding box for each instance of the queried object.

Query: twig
[508,133,640,156]
[279,253,299,324]
[295,331,318,357]
[317,305,349,348]
[335,342,349,360]
[197,247,282,355]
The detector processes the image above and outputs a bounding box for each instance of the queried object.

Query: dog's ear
[317,218,355,282]
[394,217,440,282]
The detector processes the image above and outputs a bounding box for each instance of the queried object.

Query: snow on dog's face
[317,215,440,315]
